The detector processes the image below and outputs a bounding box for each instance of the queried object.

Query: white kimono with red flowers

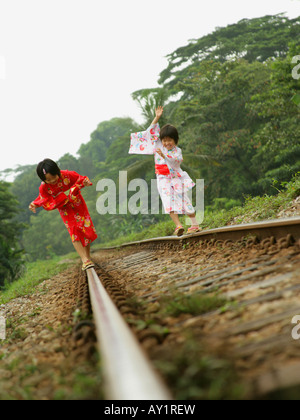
[129,124,195,214]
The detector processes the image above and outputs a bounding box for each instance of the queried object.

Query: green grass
[158,292,228,317]
[0,253,78,305]
[153,336,245,400]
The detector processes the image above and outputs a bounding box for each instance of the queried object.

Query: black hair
[36,158,61,182]
[160,124,179,145]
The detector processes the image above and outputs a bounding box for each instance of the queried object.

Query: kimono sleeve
[66,171,92,202]
[129,123,160,155]
[32,183,69,211]
[32,184,50,208]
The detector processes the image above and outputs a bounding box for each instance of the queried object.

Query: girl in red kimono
[29,159,97,270]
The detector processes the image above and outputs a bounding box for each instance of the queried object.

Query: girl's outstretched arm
[29,202,37,213]
[151,106,163,125]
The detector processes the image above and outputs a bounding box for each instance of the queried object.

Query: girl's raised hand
[155,106,164,119]
[151,106,164,125]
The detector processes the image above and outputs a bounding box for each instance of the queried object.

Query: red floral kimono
[33,170,97,247]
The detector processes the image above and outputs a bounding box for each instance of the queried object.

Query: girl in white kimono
[129,106,201,236]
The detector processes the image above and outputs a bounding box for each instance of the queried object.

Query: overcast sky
[0,0,299,176]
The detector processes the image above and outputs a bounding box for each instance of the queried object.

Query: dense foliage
[0,181,24,287]
[1,13,299,264]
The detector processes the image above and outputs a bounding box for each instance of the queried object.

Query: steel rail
[100,216,300,249]
[88,216,300,399]
[86,267,172,400]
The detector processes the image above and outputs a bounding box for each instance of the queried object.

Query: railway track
[77,217,300,400]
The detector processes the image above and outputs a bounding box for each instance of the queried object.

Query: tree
[159,14,300,93]
[247,43,300,191]
[169,59,274,202]
[22,211,73,261]
[132,15,300,203]
[131,88,169,127]
[77,117,138,178]
[0,181,24,287]
[10,165,40,225]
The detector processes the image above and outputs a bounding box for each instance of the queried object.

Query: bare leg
[72,241,91,264]
[187,213,200,227]
[86,243,91,260]
[169,212,182,227]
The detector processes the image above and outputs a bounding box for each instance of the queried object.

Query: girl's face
[45,173,59,185]
[162,136,176,150]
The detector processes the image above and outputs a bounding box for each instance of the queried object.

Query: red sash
[155,164,170,175]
